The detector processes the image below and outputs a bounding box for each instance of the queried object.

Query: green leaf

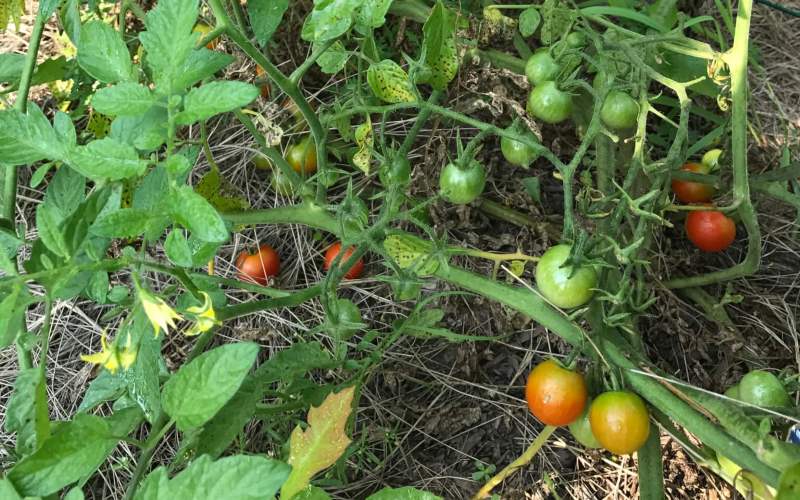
[194,167,249,212]
[139,0,198,90]
[301,0,359,42]
[36,203,70,258]
[134,455,290,500]
[68,138,148,181]
[46,166,85,220]
[59,0,82,45]
[367,60,416,103]
[248,0,288,46]
[86,271,110,303]
[0,54,66,88]
[64,487,85,500]
[0,53,25,83]
[778,462,800,500]
[316,41,350,74]
[123,329,163,424]
[77,20,134,83]
[522,176,541,203]
[5,368,50,457]
[91,208,152,238]
[164,229,193,267]
[0,479,22,500]
[7,414,120,496]
[354,0,392,33]
[78,370,126,413]
[519,7,541,37]
[170,185,228,243]
[280,386,356,500]
[0,287,32,349]
[175,81,259,125]
[54,111,77,149]
[173,49,235,90]
[93,83,156,116]
[110,105,169,152]
[162,342,259,431]
[417,1,458,91]
[0,104,68,165]
[366,487,443,500]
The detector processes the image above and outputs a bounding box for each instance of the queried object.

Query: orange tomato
[525,360,588,426]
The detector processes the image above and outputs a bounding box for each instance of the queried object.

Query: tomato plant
[535,244,597,309]
[525,360,587,426]
[527,81,573,124]
[286,137,317,175]
[686,210,736,252]
[672,162,715,203]
[439,160,486,204]
[236,244,280,285]
[600,90,639,130]
[525,50,560,86]
[589,391,651,455]
[324,242,364,279]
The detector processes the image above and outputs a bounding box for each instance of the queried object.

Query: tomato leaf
[165,229,193,267]
[175,81,259,125]
[315,40,350,74]
[293,486,333,500]
[248,0,288,46]
[53,111,77,149]
[417,1,458,91]
[68,138,148,182]
[139,0,198,89]
[93,83,155,117]
[173,49,235,91]
[121,322,163,424]
[280,386,356,500]
[170,185,229,243]
[77,370,127,413]
[36,203,70,258]
[161,342,259,431]
[367,60,416,103]
[354,0,392,34]
[519,7,541,37]
[0,287,30,348]
[366,487,443,500]
[194,167,250,213]
[0,103,68,165]
[77,21,135,84]
[134,455,290,500]
[45,166,85,220]
[5,368,50,457]
[301,0,359,42]
[0,479,22,500]
[91,208,153,238]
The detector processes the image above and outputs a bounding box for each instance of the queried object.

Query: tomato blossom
[184,292,220,336]
[80,332,137,374]
[138,286,182,337]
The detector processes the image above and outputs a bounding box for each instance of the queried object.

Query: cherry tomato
[253,152,271,170]
[527,81,573,124]
[589,391,650,455]
[525,50,560,86]
[324,242,364,279]
[439,160,486,205]
[672,162,715,203]
[566,32,587,48]
[286,137,317,175]
[193,23,218,50]
[500,128,539,168]
[600,90,639,130]
[738,370,791,407]
[535,244,597,309]
[525,360,588,426]
[379,156,411,187]
[686,209,736,252]
[568,402,602,448]
[255,65,270,99]
[724,384,740,400]
[236,244,280,285]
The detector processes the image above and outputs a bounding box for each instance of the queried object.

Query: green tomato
[439,160,486,205]
[566,32,587,48]
[535,244,597,309]
[738,370,791,407]
[253,152,271,170]
[500,129,539,168]
[600,90,639,130]
[525,50,560,86]
[527,81,573,124]
[568,402,602,449]
[724,384,740,400]
[379,156,411,187]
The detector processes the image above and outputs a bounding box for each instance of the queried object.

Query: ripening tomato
[324,242,364,279]
[525,360,588,426]
[439,160,486,205]
[286,137,317,175]
[525,50,560,86]
[193,23,218,50]
[600,90,639,130]
[672,162,715,203]
[255,65,270,99]
[236,244,280,285]
[685,209,736,252]
[535,244,597,309]
[589,391,650,455]
[568,401,602,449]
[738,370,791,408]
[527,81,573,124]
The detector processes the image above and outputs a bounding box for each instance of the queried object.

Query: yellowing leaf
[194,167,250,212]
[280,386,355,500]
[352,118,373,174]
[383,233,440,276]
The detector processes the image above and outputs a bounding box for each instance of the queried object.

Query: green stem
[397,91,442,157]
[638,427,666,500]
[122,416,175,500]
[387,0,431,23]
[470,49,527,75]
[289,39,337,85]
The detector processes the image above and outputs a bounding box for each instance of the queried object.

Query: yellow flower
[139,288,183,337]
[184,292,220,336]
[81,332,137,374]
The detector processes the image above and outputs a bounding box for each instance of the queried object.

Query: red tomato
[324,242,364,279]
[686,210,736,252]
[524,360,588,426]
[672,162,715,203]
[236,244,280,285]
[589,391,650,455]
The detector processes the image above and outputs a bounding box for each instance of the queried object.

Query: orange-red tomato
[193,23,218,50]
[255,65,270,99]
[323,242,364,279]
[286,137,317,175]
[589,391,650,455]
[524,360,588,426]
[672,162,715,203]
[236,244,280,285]
[686,209,736,252]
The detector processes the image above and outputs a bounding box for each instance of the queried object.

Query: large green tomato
[525,50,560,86]
[527,81,573,124]
[500,128,539,168]
[600,90,639,130]
[439,160,486,205]
[738,370,791,407]
[535,244,597,309]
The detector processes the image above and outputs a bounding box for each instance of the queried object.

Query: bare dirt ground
[1,1,799,499]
